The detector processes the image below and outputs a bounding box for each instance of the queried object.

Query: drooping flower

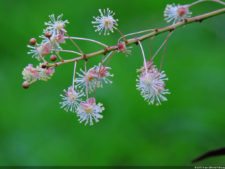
[60,86,84,112]
[164,4,192,24]
[76,65,113,93]
[76,98,104,125]
[92,8,118,35]
[136,62,170,105]
[28,42,52,60]
[45,14,69,35]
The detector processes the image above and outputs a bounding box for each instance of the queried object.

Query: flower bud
[177,6,188,17]
[50,55,57,62]
[118,42,126,52]
[29,38,37,46]
[22,81,30,89]
[45,32,52,38]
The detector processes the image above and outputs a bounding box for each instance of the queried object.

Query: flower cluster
[76,64,113,93]
[136,62,170,105]
[60,64,113,125]
[22,14,69,88]
[27,14,69,61]
[22,64,55,88]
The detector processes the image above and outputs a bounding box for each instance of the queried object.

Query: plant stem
[66,37,108,48]
[55,49,82,56]
[138,41,148,74]
[66,33,84,54]
[189,0,225,7]
[118,28,154,43]
[72,61,77,88]
[151,31,173,61]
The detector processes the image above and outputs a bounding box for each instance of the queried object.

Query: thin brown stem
[151,31,173,61]
[115,28,127,43]
[66,33,84,54]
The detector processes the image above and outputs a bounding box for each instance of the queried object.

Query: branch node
[169,27,175,32]
[184,18,188,23]
[104,47,109,55]
[197,18,203,23]
[135,38,140,45]
[82,54,88,61]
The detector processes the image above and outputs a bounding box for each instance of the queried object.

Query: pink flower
[77,97,104,125]
[76,65,113,93]
[60,86,83,112]
[136,62,170,105]
[44,67,55,76]
[37,43,52,56]
[22,64,40,82]
[56,32,65,43]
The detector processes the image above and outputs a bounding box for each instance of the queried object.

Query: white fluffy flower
[136,63,170,105]
[92,8,118,35]
[76,65,113,93]
[93,64,113,86]
[76,98,104,126]
[45,14,69,35]
[60,86,84,112]
[164,4,192,24]
[42,14,68,50]
[28,42,52,60]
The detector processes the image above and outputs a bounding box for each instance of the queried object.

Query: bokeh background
[0,0,225,166]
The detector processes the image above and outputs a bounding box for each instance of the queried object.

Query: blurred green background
[0,0,225,166]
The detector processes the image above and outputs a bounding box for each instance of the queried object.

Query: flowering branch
[22,1,225,126]
[47,7,225,68]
